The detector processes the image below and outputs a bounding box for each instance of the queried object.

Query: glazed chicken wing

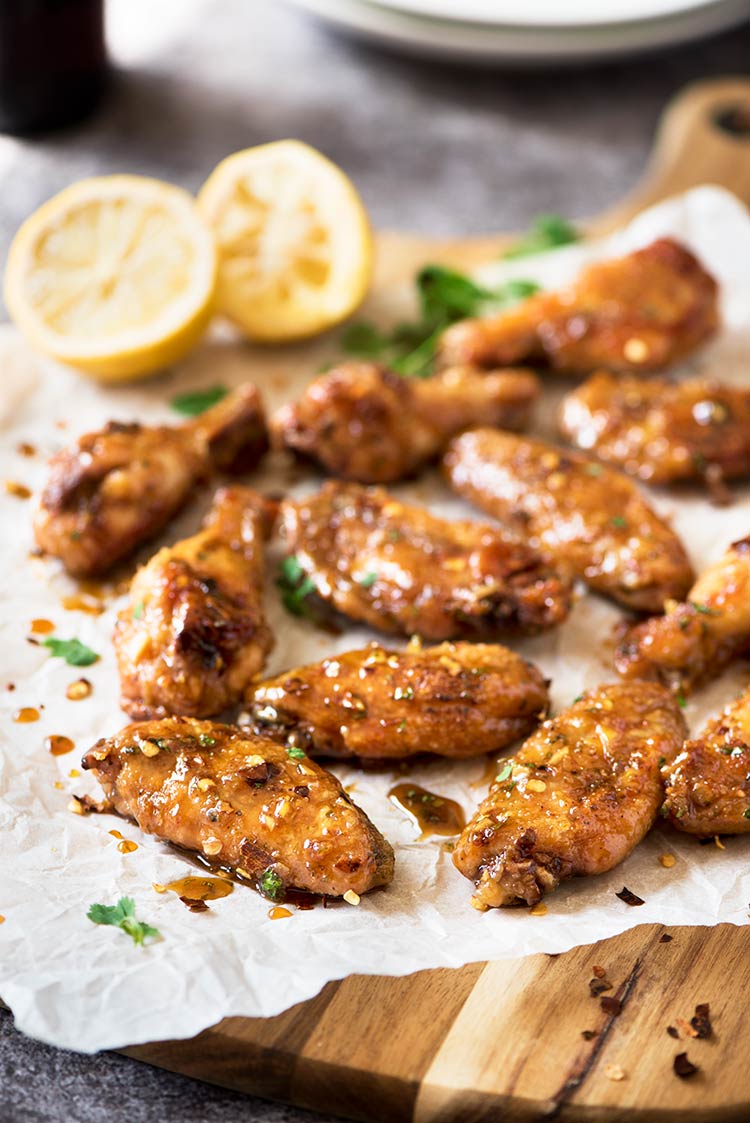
[273,361,539,484]
[82,718,394,899]
[115,486,274,721]
[453,682,686,909]
[248,641,549,762]
[615,536,750,692]
[279,481,571,640]
[664,686,750,836]
[560,371,750,486]
[439,239,719,375]
[34,384,268,577]
[444,429,693,612]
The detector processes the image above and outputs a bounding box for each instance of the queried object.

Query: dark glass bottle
[0,0,107,135]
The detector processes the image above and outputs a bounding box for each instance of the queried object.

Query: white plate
[358,0,738,28]
[287,0,750,63]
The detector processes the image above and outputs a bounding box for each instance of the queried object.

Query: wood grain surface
[124,77,750,1122]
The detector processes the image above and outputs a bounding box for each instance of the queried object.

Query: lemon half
[197,140,373,343]
[4,175,217,381]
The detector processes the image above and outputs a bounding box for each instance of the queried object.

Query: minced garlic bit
[66,678,92,701]
[140,742,160,758]
[714,835,726,850]
[406,635,423,652]
[527,778,547,793]
[470,896,488,912]
[530,902,548,916]
[343,890,360,906]
[659,853,676,868]
[197,777,215,791]
[68,768,80,779]
[623,337,649,363]
[152,883,167,894]
[68,797,84,815]
[54,781,64,790]
[604,1064,626,1082]
[203,837,222,856]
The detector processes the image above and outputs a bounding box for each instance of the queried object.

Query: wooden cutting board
[124,77,750,1122]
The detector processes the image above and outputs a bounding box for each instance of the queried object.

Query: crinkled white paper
[2,186,750,1053]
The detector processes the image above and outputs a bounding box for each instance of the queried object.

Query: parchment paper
[2,186,749,1053]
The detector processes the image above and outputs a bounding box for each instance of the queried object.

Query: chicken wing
[34,384,268,577]
[444,429,693,612]
[453,682,686,909]
[279,481,572,640]
[82,718,394,899]
[439,239,719,375]
[664,686,750,836]
[615,536,750,692]
[115,486,274,721]
[273,361,539,484]
[560,370,750,486]
[248,641,549,762]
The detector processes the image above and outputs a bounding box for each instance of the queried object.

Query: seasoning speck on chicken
[248,641,549,762]
[438,238,719,375]
[444,429,694,612]
[34,383,268,577]
[273,360,539,484]
[453,682,686,909]
[82,718,394,899]
[115,486,274,720]
[279,481,572,641]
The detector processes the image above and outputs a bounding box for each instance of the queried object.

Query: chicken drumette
[279,481,571,640]
[82,718,394,899]
[248,641,549,762]
[273,360,539,484]
[439,238,719,375]
[664,686,750,836]
[444,429,693,612]
[34,384,268,577]
[115,486,274,721]
[453,682,686,909]
[615,536,750,692]
[560,370,750,486]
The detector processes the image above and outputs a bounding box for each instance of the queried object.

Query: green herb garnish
[496,762,513,783]
[87,897,159,947]
[276,556,317,618]
[259,868,284,901]
[198,734,216,747]
[610,516,628,529]
[504,214,579,259]
[677,693,687,710]
[744,808,750,820]
[43,637,99,667]
[171,385,228,417]
[358,572,378,588]
[132,601,144,620]
[287,746,306,760]
[393,685,414,701]
[690,602,721,616]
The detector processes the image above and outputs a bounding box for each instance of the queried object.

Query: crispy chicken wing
[560,370,750,486]
[273,361,539,483]
[615,536,750,691]
[444,429,693,612]
[453,682,686,909]
[248,641,549,762]
[34,384,268,577]
[82,718,394,899]
[664,687,750,836]
[279,481,571,640]
[115,486,274,721]
[439,239,719,375]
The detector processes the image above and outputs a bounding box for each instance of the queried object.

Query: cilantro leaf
[495,762,513,783]
[259,868,284,901]
[132,601,144,620]
[276,556,317,619]
[287,746,306,759]
[358,571,378,588]
[341,321,389,359]
[87,897,160,947]
[43,637,99,667]
[504,214,579,259]
[171,385,228,417]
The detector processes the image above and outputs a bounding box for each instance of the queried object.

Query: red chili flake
[592,964,607,978]
[660,933,673,943]
[667,1026,680,1039]
[601,996,622,1017]
[616,886,645,906]
[691,1003,712,1039]
[589,977,613,997]
[676,1017,698,1039]
[179,896,209,913]
[674,1053,699,1079]
[581,1029,597,1041]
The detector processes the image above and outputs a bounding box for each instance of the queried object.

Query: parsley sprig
[504,214,579,259]
[276,556,317,618]
[171,385,228,417]
[87,897,160,947]
[341,265,540,379]
[43,636,99,666]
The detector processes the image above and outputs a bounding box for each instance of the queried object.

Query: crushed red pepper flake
[581,1029,597,1041]
[660,933,673,943]
[674,1053,699,1079]
[601,996,622,1017]
[667,1026,680,1039]
[589,977,613,997]
[179,896,210,913]
[691,1003,712,1039]
[616,886,645,907]
[676,1017,698,1039]
[592,964,607,978]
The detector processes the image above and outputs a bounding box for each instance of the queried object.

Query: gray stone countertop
[1,1,749,1119]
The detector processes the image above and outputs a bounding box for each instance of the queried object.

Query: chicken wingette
[248,641,549,762]
[439,238,719,375]
[453,682,686,909]
[444,429,693,612]
[82,718,394,899]
[34,384,268,577]
[115,486,273,721]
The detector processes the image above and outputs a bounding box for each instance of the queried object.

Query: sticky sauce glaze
[30,619,55,635]
[388,783,466,838]
[13,707,40,723]
[268,906,293,920]
[46,735,75,756]
[165,876,234,902]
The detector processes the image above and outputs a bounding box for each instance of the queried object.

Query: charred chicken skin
[664,686,750,836]
[453,682,686,909]
[444,429,693,612]
[273,360,539,484]
[615,536,750,692]
[279,481,572,640]
[439,238,719,375]
[560,370,750,486]
[249,641,549,762]
[82,718,394,899]
[34,384,268,577]
[115,486,274,721]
